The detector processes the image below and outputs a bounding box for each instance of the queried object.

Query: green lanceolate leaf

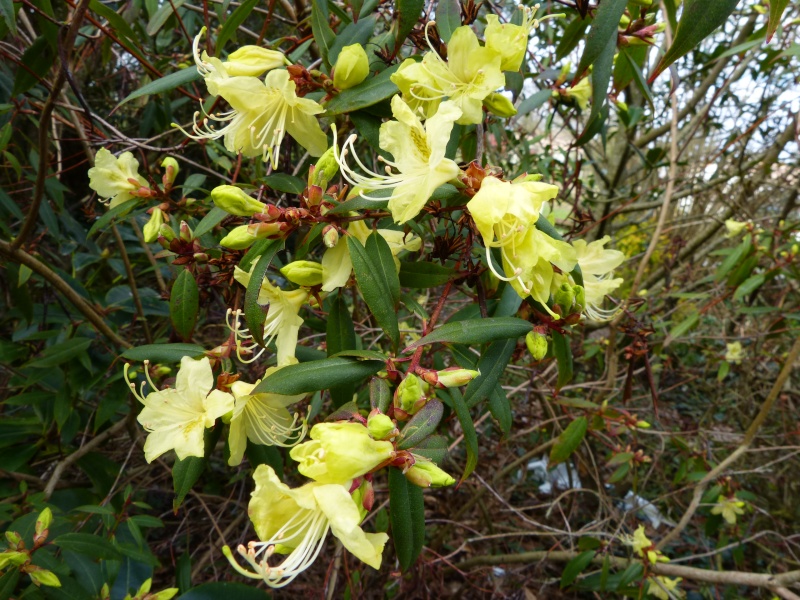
[0,0,16,35]
[329,15,378,63]
[193,207,227,239]
[215,0,258,52]
[31,338,92,368]
[388,467,425,570]
[170,269,199,340]
[347,235,400,349]
[448,388,478,482]
[397,399,444,450]
[405,317,531,353]
[556,14,592,60]
[122,343,206,363]
[117,67,201,107]
[576,0,627,77]
[252,357,384,395]
[435,0,461,42]
[552,330,574,390]
[549,416,588,466]
[561,550,596,588]
[366,231,401,306]
[733,273,765,302]
[395,0,425,52]
[768,0,790,42]
[370,376,391,412]
[173,455,205,510]
[310,0,336,68]
[517,89,552,116]
[243,240,283,346]
[650,0,741,82]
[325,64,400,114]
[327,293,357,407]
[263,173,305,194]
[398,261,454,288]
[488,385,512,436]
[463,338,517,408]
[53,533,123,561]
[666,310,699,342]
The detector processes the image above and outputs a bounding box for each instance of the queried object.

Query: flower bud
[405,460,456,488]
[211,185,267,217]
[526,331,548,360]
[483,92,517,118]
[219,225,256,250]
[5,530,22,548]
[725,219,748,238]
[0,550,28,570]
[136,579,153,597]
[159,223,176,242]
[35,507,53,536]
[394,374,426,417]
[160,157,179,187]
[323,225,339,248]
[573,284,586,310]
[28,566,61,588]
[565,77,591,110]
[367,411,397,440]
[333,44,370,90]
[420,367,480,389]
[636,420,651,429]
[224,46,289,77]
[143,208,164,243]
[150,588,180,600]
[179,220,193,242]
[280,260,324,287]
[554,281,576,313]
[309,146,339,189]
[305,185,324,207]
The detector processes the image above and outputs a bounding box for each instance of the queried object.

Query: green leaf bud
[309,146,339,189]
[405,459,456,488]
[179,220,193,243]
[159,223,176,242]
[211,185,267,217]
[160,157,179,187]
[28,566,61,588]
[333,44,369,90]
[367,411,397,440]
[280,260,324,287]
[0,550,28,570]
[394,374,426,417]
[554,281,576,313]
[322,225,339,248]
[35,507,52,536]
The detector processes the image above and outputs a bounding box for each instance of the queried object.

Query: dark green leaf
[556,14,592,60]
[117,67,201,107]
[552,330,573,390]
[325,64,400,114]
[327,294,357,407]
[397,399,444,450]
[244,240,283,346]
[87,199,140,237]
[146,0,186,35]
[561,550,596,588]
[31,338,92,368]
[121,343,206,363]
[388,467,425,570]
[370,376,391,413]
[585,25,616,130]
[173,456,205,510]
[216,0,259,52]
[310,0,336,68]
[768,0,790,41]
[398,261,454,288]
[448,388,478,481]
[252,357,384,395]
[488,385,512,435]
[395,0,425,51]
[366,231,401,306]
[549,417,588,466]
[331,349,387,361]
[178,582,272,600]
[404,317,531,352]
[170,269,199,340]
[493,283,523,318]
[193,207,227,239]
[576,0,626,77]
[0,568,19,600]
[463,338,517,408]
[12,36,54,96]
[667,310,699,341]
[733,273,765,302]
[53,533,123,561]
[0,0,16,35]
[89,0,137,42]
[329,15,377,63]
[263,173,305,194]
[435,0,460,42]
[651,0,741,82]
[608,462,630,483]
[347,235,400,349]
[618,562,644,587]
[517,89,552,116]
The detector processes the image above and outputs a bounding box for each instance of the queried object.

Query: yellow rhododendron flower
[290,422,394,484]
[725,341,744,364]
[126,357,234,463]
[623,525,669,565]
[711,495,746,525]
[335,96,461,224]
[224,465,388,587]
[484,4,552,72]
[391,58,443,119]
[571,236,625,321]
[232,266,308,365]
[419,25,505,124]
[647,576,684,600]
[333,44,370,89]
[227,372,307,466]
[88,148,149,209]
[565,77,592,110]
[320,219,421,292]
